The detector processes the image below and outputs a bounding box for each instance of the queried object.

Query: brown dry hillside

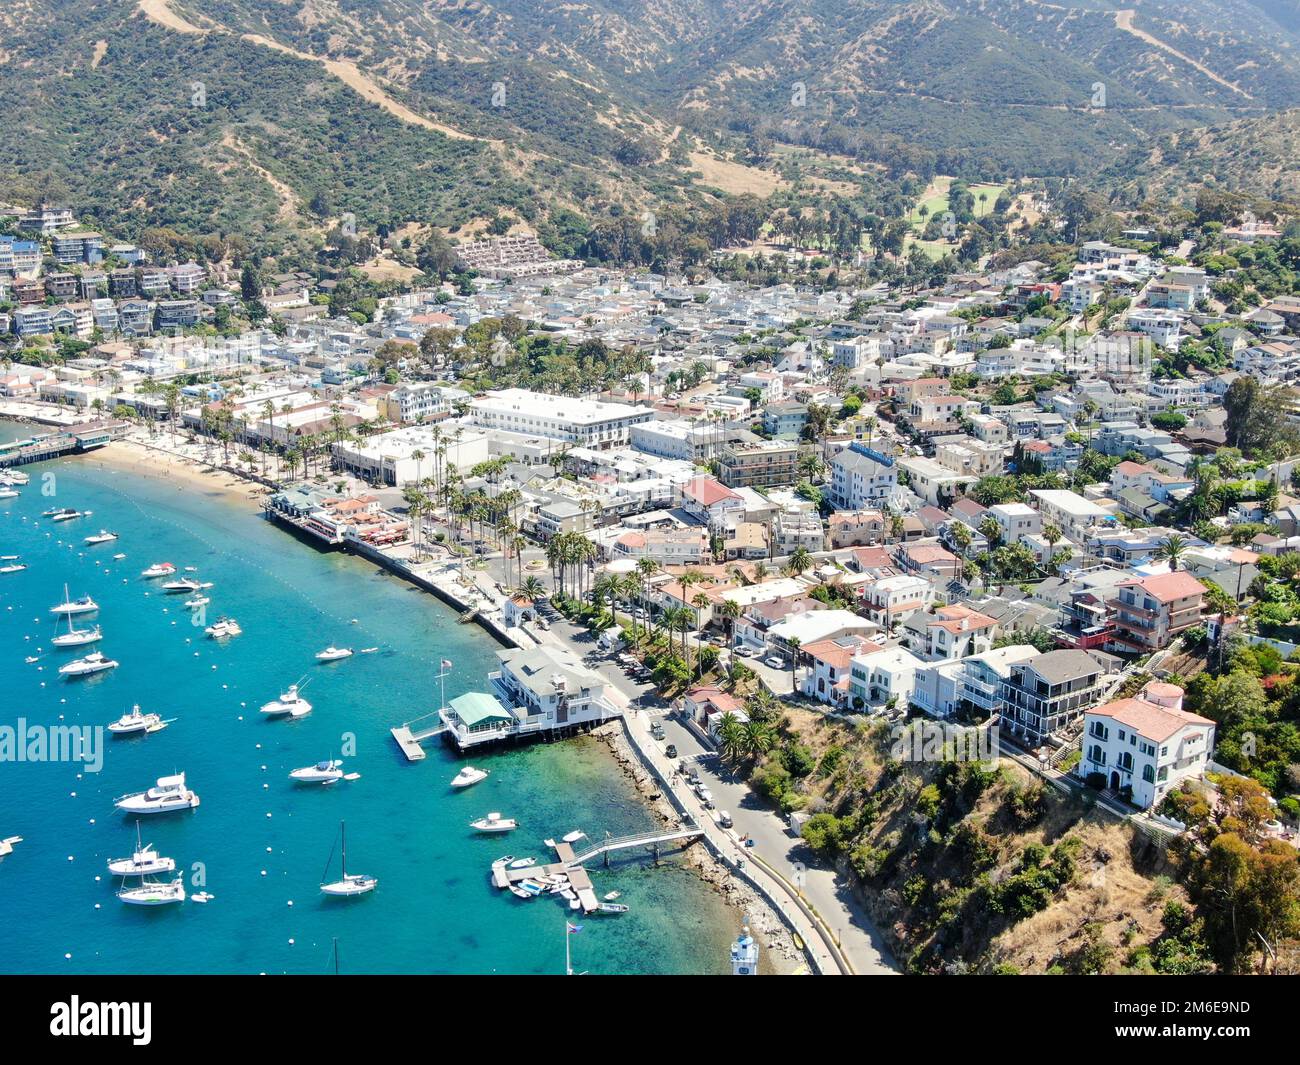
[772,707,1190,974]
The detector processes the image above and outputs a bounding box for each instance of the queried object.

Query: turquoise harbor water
[0,430,740,974]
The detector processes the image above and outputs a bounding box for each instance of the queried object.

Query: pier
[0,421,125,469]
[490,826,704,913]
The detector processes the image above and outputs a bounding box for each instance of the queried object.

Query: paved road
[545,610,899,975]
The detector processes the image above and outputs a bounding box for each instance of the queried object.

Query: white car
[697,787,714,808]
[733,646,754,658]
[764,655,785,669]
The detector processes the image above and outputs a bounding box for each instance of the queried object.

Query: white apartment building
[469,388,654,449]
[384,382,470,424]
[830,444,898,509]
[1080,681,1214,809]
[862,574,933,630]
[988,502,1042,545]
[1030,489,1111,541]
[629,418,721,463]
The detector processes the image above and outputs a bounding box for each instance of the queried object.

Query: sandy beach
[85,436,272,508]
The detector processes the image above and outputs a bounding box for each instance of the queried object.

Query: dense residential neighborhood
[5,192,1300,979]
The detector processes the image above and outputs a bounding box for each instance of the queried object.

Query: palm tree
[519,575,547,601]
[740,719,775,762]
[1156,533,1189,572]
[718,598,742,646]
[786,637,801,694]
[979,516,1003,549]
[786,545,813,577]
[716,712,746,766]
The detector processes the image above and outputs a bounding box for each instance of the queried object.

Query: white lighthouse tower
[731,924,759,975]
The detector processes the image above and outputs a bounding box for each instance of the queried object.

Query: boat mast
[339,820,347,879]
[565,919,571,976]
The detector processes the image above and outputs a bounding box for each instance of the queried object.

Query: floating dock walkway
[390,712,448,762]
[490,826,705,913]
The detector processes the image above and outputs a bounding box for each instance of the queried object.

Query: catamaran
[289,759,347,784]
[84,530,118,545]
[117,877,186,906]
[107,822,176,876]
[58,650,118,677]
[204,617,242,639]
[315,646,353,662]
[319,821,377,897]
[107,705,169,736]
[51,612,102,647]
[451,765,489,789]
[260,683,312,719]
[140,562,176,579]
[114,772,200,815]
[50,584,98,615]
[470,812,518,833]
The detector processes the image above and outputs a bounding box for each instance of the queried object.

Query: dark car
[665,744,678,759]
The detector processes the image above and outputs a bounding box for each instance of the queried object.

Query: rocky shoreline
[592,721,803,974]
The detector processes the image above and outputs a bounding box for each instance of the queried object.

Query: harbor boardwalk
[0,421,125,468]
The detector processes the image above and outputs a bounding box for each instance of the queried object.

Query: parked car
[764,655,785,668]
[697,787,714,808]
[665,744,677,759]
[734,646,754,658]
[717,810,733,828]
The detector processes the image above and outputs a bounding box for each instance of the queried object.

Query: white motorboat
[24,655,38,664]
[1,470,29,485]
[51,613,102,647]
[0,488,18,500]
[118,877,186,906]
[140,562,176,579]
[50,584,98,615]
[0,562,25,574]
[596,902,630,914]
[108,823,176,876]
[315,646,353,662]
[320,821,377,897]
[47,508,87,523]
[470,812,517,833]
[59,650,119,677]
[561,830,586,844]
[161,577,201,594]
[112,553,126,560]
[182,594,210,610]
[289,759,346,784]
[450,765,489,789]
[107,704,168,736]
[603,890,622,901]
[260,684,312,719]
[0,836,22,858]
[114,773,200,815]
[204,617,242,639]
[509,857,537,870]
[84,530,118,545]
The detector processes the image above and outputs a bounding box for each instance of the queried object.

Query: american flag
[566,922,583,935]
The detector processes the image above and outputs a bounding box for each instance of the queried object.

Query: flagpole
[565,919,571,976]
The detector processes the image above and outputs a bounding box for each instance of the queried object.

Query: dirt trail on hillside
[136,0,478,139]
[1114,8,1254,100]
